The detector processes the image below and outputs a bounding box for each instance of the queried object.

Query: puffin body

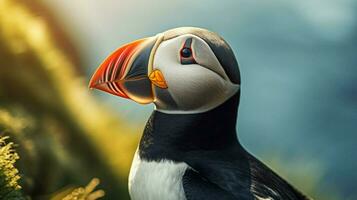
[89,27,311,200]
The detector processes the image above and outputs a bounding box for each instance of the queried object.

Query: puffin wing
[184,148,311,200]
[184,149,255,199]
[247,154,311,200]
[182,169,238,200]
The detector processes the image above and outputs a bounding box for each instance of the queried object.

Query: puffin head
[89,27,241,114]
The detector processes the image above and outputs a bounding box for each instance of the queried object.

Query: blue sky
[42,0,357,198]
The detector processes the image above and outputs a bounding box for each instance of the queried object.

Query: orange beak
[89,36,166,104]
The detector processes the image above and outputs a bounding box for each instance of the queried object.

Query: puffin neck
[139,92,241,161]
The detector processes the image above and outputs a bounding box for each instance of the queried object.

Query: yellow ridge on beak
[149,69,168,89]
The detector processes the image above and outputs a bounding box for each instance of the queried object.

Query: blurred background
[0,0,356,199]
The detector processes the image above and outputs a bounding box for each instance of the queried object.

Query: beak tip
[88,81,95,90]
[88,74,100,90]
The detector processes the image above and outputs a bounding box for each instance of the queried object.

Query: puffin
[89,27,311,200]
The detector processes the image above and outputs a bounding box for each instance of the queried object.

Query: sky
[41,0,357,198]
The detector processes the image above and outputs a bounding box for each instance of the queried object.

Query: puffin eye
[180,48,192,58]
[180,38,196,65]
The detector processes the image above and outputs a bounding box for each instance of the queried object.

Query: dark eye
[180,38,196,65]
[180,47,192,58]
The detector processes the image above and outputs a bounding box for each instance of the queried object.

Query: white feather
[129,150,188,200]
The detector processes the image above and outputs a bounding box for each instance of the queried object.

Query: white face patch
[129,150,188,200]
[152,34,239,114]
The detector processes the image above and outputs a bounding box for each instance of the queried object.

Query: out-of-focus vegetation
[0,0,349,199]
[0,0,140,199]
[0,135,103,200]
[53,178,105,200]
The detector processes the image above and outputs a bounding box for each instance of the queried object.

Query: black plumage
[139,93,310,200]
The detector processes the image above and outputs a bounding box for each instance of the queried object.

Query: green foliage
[0,136,26,200]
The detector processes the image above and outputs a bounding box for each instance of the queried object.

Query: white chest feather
[128,151,188,200]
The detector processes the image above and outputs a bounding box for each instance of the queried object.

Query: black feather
[139,93,310,200]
